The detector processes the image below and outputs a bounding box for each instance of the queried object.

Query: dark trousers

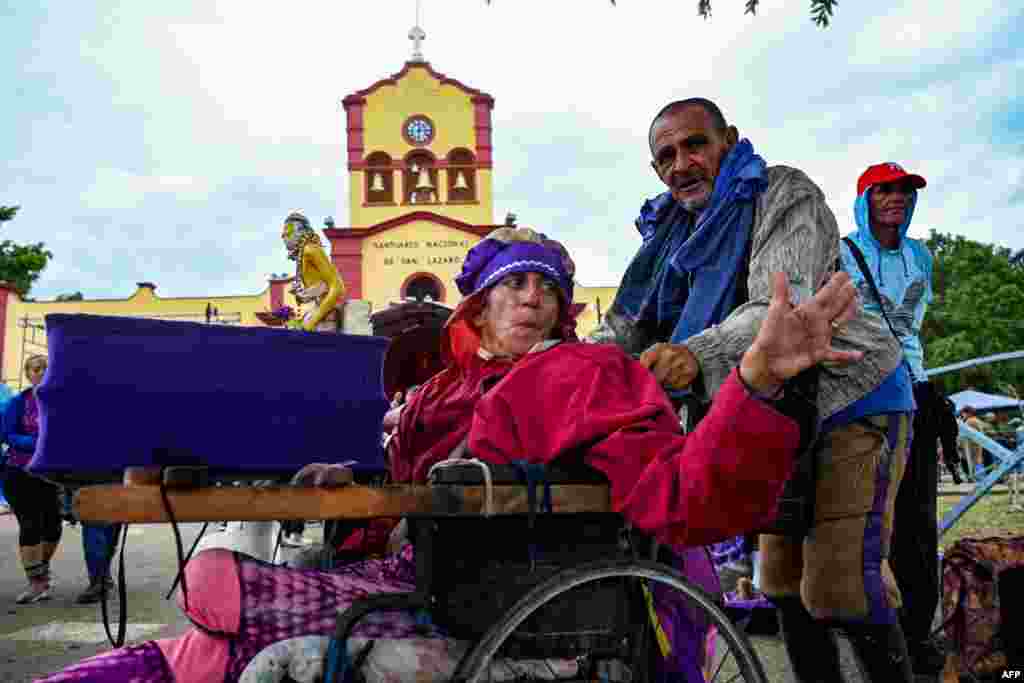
[83,523,121,583]
[890,384,940,646]
[4,465,63,547]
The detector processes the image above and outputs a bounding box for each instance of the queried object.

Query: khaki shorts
[759,413,909,622]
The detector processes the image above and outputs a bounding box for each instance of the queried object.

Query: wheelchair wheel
[453,558,768,683]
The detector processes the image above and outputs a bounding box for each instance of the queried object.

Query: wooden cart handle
[73,483,612,524]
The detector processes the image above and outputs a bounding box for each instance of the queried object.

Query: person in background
[4,354,64,604]
[75,522,122,604]
[0,381,13,514]
[982,412,999,456]
[989,411,1015,454]
[961,406,992,481]
[840,161,950,675]
[937,395,964,486]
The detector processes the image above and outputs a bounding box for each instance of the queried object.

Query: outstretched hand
[740,271,863,395]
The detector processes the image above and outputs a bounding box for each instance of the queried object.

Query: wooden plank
[73,483,612,524]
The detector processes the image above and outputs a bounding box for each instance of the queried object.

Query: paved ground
[0,516,196,682]
[0,504,958,682]
[0,513,880,682]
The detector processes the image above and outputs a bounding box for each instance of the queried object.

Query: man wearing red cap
[840,162,954,675]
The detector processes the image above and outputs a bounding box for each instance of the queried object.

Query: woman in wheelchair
[41,228,862,683]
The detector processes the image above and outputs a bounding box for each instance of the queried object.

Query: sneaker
[75,579,113,605]
[15,581,52,604]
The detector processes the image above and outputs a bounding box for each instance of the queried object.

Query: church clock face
[403,115,435,146]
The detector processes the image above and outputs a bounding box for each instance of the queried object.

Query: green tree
[924,232,1024,395]
[485,0,838,26]
[55,292,84,302]
[0,206,53,297]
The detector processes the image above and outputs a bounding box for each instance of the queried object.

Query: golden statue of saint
[281,211,347,332]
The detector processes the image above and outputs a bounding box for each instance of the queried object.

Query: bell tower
[341,23,495,229]
[326,21,500,307]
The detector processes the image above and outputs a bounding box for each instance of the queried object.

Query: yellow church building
[0,29,618,389]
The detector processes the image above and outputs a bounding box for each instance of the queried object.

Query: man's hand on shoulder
[638,343,700,390]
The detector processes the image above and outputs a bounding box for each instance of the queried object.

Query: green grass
[937,488,1024,551]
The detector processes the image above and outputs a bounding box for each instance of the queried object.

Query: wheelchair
[54,310,778,682]
[72,459,772,682]
[317,460,769,683]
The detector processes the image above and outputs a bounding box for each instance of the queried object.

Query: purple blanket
[31,314,389,479]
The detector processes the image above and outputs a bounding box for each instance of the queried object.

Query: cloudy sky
[4,0,1023,299]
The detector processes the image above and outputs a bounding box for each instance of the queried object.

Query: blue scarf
[613,139,768,344]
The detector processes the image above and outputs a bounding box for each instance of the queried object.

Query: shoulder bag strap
[842,237,902,343]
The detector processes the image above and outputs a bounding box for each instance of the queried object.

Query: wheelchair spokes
[456,559,768,683]
[707,642,745,682]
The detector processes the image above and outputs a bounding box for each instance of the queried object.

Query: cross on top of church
[408,25,425,61]
[408,0,426,62]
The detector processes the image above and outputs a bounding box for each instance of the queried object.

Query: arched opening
[401,272,445,303]
[403,150,438,205]
[364,152,394,204]
[446,148,477,203]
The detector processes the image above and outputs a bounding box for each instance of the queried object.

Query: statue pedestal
[341,300,372,335]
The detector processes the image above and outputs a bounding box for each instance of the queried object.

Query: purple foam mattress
[29,314,389,480]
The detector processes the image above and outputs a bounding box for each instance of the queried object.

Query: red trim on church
[473,97,493,168]
[0,282,15,374]
[324,211,499,240]
[324,212,503,301]
[344,100,365,167]
[329,234,366,300]
[349,158,470,171]
[342,62,494,171]
[268,277,291,311]
[343,61,495,103]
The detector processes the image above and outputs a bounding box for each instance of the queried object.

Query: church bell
[370,173,385,192]
[453,170,469,190]
[414,168,434,190]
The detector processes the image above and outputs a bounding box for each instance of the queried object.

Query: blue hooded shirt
[841,187,933,382]
[819,185,925,432]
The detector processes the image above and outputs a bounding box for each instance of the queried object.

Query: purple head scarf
[455,236,575,303]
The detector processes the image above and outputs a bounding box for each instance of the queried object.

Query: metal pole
[940,440,1024,536]
[925,350,1024,378]
[921,350,1024,535]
